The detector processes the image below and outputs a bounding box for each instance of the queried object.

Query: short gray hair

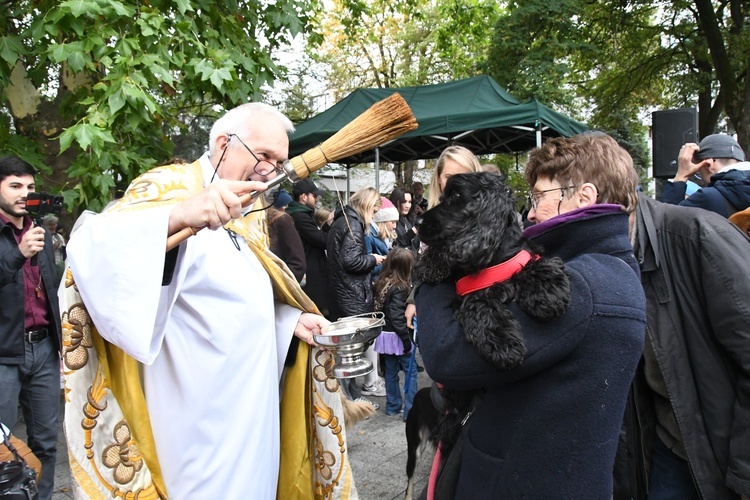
[208,103,295,157]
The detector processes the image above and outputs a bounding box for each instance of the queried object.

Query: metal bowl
[313,312,385,378]
[314,313,385,346]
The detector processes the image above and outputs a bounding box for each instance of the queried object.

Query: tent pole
[346,166,351,203]
[375,147,380,194]
[536,121,542,148]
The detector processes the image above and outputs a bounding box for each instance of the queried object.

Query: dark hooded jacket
[326,205,377,320]
[616,194,750,499]
[661,164,750,217]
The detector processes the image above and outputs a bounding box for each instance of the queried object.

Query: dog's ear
[455,285,526,370]
[514,257,570,320]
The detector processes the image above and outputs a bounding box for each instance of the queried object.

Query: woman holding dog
[413,135,646,499]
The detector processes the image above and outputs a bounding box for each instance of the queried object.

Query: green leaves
[0,36,24,65]
[59,0,103,18]
[1,0,314,214]
[49,41,93,72]
[59,123,116,153]
[175,0,195,15]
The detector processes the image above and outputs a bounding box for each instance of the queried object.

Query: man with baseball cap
[662,133,750,217]
[287,178,331,318]
[292,178,326,199]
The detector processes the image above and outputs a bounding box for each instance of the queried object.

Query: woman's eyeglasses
[526,186,578,210]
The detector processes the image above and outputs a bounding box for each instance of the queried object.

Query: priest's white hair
[208,103,294,158]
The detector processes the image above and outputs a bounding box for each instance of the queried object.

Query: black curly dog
[404,172,570,495]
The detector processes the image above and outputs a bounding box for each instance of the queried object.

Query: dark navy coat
[416,208,646,498]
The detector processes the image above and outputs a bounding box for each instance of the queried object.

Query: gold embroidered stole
[61,162,357,499]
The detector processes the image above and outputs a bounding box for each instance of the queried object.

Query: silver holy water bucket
[313,312,385,378]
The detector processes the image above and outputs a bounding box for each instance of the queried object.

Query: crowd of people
[1,99,749,500]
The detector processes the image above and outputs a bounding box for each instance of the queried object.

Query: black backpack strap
[1,424,23,463]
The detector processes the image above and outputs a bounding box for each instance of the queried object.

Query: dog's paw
[474,330,526,369]
[457,295,526,369]
[515,257,570,320]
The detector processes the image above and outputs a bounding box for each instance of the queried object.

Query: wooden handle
[164,93,417,252]
[165,192,254,252]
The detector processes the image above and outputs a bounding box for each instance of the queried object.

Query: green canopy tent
[289,75,588,164]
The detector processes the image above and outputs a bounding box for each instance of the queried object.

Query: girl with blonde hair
[405,145,482,329]
[427,145,482,209]
[366,197,400,282]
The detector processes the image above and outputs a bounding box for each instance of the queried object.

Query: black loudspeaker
[652,108,698,178]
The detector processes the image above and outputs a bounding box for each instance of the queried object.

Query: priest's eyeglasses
[526,186,578,211]
[227,134,284,176]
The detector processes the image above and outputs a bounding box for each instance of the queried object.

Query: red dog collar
[455,250,537,296]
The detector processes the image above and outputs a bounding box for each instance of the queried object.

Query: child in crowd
[314,207,333,230]
[365,197,399,282]
[373,247,417,418]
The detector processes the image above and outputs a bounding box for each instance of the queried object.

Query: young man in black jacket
[661,134,750,217]
[0,156,62,500]
[287,178,331,318]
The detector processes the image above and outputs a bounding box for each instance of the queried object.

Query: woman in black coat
[327,187,385,319]
[327,187,387,403]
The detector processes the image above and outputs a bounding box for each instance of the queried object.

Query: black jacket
[382,284,411,354]
[619,194,750,499]
[287,201,331,317]
[0,217,62,364]
[661,165,750,217]
[393,215,418,251]
[326,206,377,320]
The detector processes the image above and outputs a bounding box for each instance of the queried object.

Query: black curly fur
[413,172,571,453]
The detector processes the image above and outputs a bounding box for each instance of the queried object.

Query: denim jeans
[384,351,417,419]
[647,436,699,500]
[0,336,61,500]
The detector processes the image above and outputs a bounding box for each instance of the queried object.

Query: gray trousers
[0,336,61,500]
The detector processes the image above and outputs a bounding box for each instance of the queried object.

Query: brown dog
[729,207,750,236]
[0,432,42,480]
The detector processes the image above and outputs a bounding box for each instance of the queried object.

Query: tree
[486,0,750,152]
[0,0,318,214]
[312,0,500,96]
[309,0,501,185]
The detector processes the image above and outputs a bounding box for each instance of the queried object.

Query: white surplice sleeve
[66,206,174,364]
[275,302,302,380]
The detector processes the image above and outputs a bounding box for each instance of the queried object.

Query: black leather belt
[25,328,49,343]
